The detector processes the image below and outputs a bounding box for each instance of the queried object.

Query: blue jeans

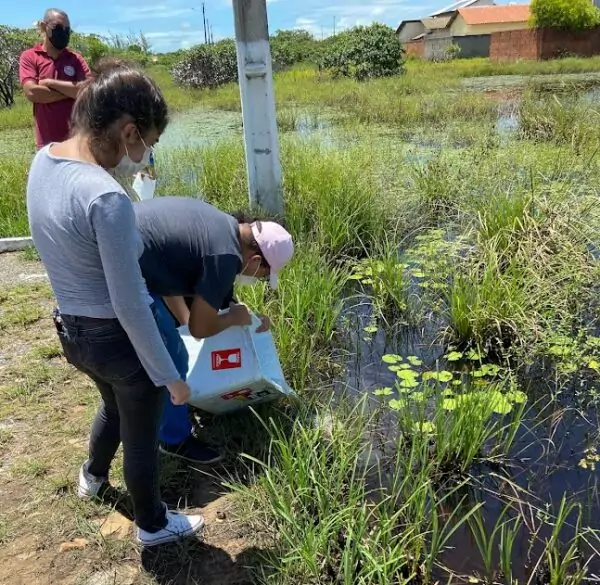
[152,296,193,446]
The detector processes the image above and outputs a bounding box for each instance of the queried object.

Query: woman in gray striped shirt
[26,61,203,547]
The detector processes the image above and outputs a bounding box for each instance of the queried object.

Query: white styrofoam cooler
[179,311,295,414]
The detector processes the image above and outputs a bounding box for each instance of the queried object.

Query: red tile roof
[458,4,531,25]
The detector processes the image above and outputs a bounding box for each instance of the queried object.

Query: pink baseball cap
[251,221,294,289]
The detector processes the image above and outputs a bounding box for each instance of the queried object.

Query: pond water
[338,276,600,579]
[156,108,242,150]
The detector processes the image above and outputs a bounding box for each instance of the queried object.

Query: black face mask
[48,25,71,51]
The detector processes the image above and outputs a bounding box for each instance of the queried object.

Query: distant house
[397,0,497,59]
[398,2,533,61]
[429,0,494,18]
[396,0,493,43]
[396,20,426,44]
[449,5,531,36]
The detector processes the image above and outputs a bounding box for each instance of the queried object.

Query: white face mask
[112,131,152,177]
[235,275,258,286]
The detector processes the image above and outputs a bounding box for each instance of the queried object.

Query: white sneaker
[77,463,107,499]
[136,510,205,547]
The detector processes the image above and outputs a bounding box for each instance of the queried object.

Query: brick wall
[404,39,424,59]
[490,29,540,61]
[491,28,600,61]
[540,28,600,58]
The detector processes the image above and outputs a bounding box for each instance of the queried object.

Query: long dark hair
[70,59,168,158]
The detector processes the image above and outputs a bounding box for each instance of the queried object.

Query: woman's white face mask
[112,131,152,177]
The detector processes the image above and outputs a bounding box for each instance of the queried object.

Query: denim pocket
[84,336,146,384]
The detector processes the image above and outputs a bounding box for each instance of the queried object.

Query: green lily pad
[489,391,513,415]
[442,398,457,411]
[399,380,419,390]
[348,274,364,280]
[389,399,407,411]
[408,356,423,366]
[589,359,600,371]
[410,270,425,278]
[423,371,453,383]
[467,350,485,361]
[506,389,527,404]
[442,389,455,397]
[382,354,402,364]
[472,364,501,378]
[446,351,464,362]
[452,379,463,386]
[397,369,419,381]
[388,365,404,372]
[410,391,426,402]
[413,421,435,434]
[364,325,378,334]
[374,387,393,397]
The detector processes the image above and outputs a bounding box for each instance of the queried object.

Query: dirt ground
[0,251,269,585]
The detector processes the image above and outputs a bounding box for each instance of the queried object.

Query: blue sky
[5,0,529,53]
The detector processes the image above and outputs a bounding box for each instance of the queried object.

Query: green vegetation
[530,0,600,31]
[319,23,404,81]
[3,38,600,582]
[171,39,238,89]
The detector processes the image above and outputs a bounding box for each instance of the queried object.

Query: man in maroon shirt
[19,9,91,149]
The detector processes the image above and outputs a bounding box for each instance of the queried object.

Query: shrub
[530,0,600,31]
[0,26,36,107]
[171,40,238,89]
[319,23,404,81]
[270,29,320,70]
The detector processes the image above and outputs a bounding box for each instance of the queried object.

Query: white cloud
[143,27,226,51]
[181,21,192,28]
[111,4,194,24]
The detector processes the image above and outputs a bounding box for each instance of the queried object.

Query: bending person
[135,197,294,464]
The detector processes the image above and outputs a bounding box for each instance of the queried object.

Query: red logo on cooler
[211,348,242,371]
[222,388,253,401]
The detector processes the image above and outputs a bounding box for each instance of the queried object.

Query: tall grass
[0,158,29,237]
[236,244,347,391]
[232,397,484,584]
[158,138,395,258]
[406,55,600,78]
[0,97,31,132]
[519,91,600,150]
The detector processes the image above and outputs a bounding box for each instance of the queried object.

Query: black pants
[54,309,168,533]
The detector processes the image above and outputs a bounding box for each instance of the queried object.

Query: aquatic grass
[348,238,410,325]
[405,56,600,79]
[528,496,592,585]
[391,378,526,476]
[467,505,522,583]
[231,396,485,584]
[282,139,392,258]
[158,139,396,259]
[474,188,533,257]
[519,92,600,151]
[236,243,347,391]
[447,249,532,349]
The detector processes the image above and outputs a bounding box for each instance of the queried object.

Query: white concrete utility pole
[232,0,283,216]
